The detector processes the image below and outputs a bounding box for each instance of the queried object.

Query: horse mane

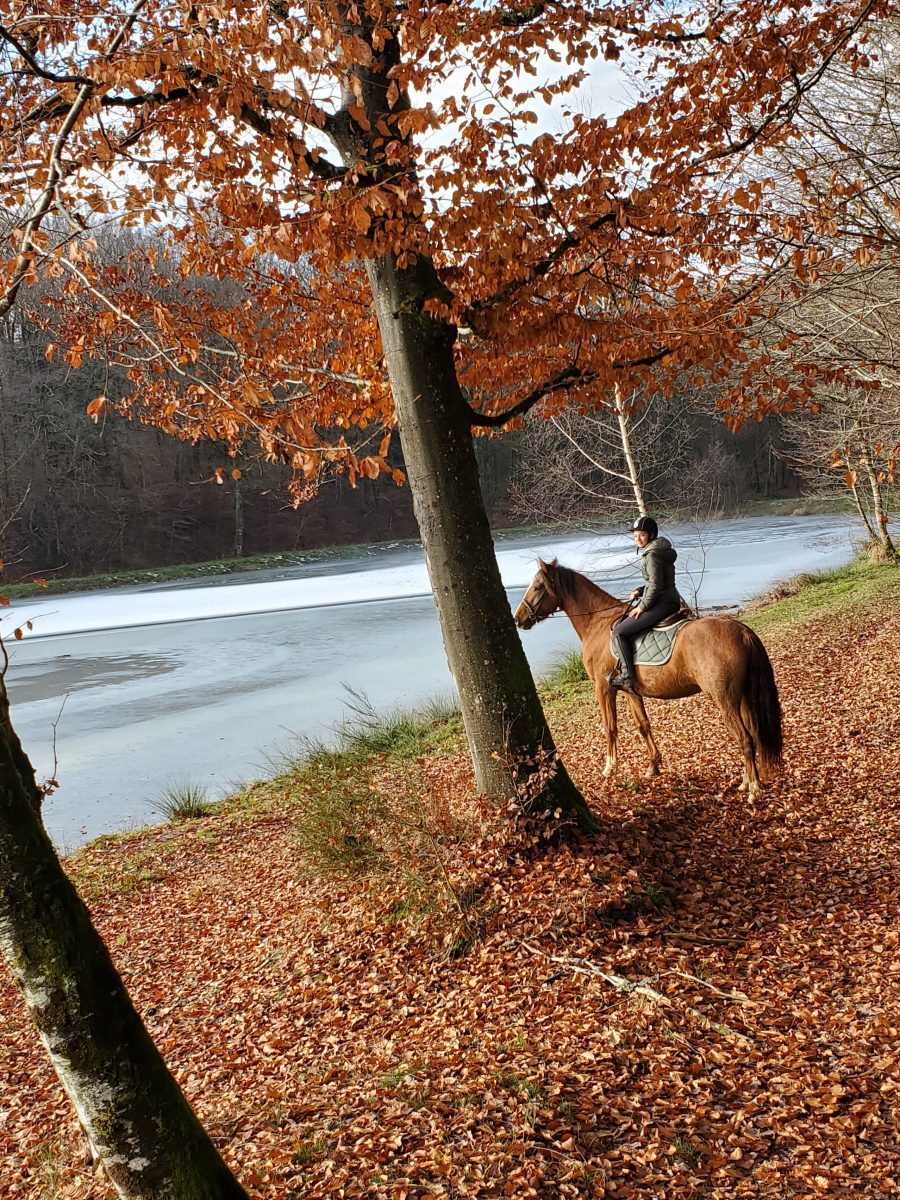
[544,559,617,604]
[546,559,582,599]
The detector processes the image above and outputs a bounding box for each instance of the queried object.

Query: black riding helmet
[632,515,658,541]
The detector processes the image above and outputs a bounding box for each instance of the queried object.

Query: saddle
[611,604,695,669]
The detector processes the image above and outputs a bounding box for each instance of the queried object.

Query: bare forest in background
[1,294,802,581]
[0,302,420,579]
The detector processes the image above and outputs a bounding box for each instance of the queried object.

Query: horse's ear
[537,558,548,572]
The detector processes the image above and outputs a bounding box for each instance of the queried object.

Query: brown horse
[514,559,782,799]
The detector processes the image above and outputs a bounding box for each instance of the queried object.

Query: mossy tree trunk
[0,688,249,1200]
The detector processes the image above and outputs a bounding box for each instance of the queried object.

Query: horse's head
[514,559,562,630]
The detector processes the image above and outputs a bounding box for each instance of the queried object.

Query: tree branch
[466,363,592,428]
[467,210,618,321]
[0,0,151,320]
[697,0,883,169]
[0,25,93,86]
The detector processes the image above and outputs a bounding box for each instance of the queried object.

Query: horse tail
[741,628,783,776]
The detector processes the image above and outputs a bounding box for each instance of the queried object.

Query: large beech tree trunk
[326,8,595,829]
[0,692,249,1200]
[363,254,596,826]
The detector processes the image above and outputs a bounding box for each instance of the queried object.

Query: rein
[524,598,628,625]
[547,602,626,620]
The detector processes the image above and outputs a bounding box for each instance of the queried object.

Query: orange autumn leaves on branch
[0,0,890,493]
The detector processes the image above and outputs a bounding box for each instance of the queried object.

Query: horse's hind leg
[624,692,662,777]
[714,690,762,800]
[595,681,619,778]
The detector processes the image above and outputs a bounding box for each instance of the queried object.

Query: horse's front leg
[624,692,662,777]
[595,680,619,778]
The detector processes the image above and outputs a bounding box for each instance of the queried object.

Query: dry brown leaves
[2,590,899,1199]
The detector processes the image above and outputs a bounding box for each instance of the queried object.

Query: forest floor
[2,561,899,1200]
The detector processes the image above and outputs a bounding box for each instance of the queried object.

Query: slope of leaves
[2,567,900,1199]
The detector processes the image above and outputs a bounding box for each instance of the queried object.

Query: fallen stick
[664,970,762,1007]
[664,931,747,946]
[521,942,755,1045]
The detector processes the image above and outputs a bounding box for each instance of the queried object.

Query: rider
[607,515,681,693]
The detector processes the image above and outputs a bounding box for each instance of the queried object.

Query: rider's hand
[629,589,640,601]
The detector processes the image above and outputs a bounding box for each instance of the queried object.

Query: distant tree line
[1,299,803,580]
[0,302,420,579]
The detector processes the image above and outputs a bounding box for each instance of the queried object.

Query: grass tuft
[151,781,215,821]
[271,688,464,780]
[673,1134,700,1168]
[335,687,463,760]
[541,647,589,689]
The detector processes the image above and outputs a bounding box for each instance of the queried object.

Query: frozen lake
[3,515,857,850]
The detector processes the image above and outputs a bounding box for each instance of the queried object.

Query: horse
[514,559,782,799]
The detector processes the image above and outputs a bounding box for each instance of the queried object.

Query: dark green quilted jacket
[637,537,679,610]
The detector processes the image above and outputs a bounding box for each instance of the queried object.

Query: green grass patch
[275,689,465,779]
[541,647,589,689]
[494,1070,543,1100]
[335,688,464,761]
[291,1134,328,1168]
[737,494,858,518]
[744,558,900,634]
[673,1134,700,1168]
[69,848,167,901]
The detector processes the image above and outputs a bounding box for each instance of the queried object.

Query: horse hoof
[602,760,617,779]
[645,765,660,779]
[748,783,762,802]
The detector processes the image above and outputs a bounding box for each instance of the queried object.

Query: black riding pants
[612,598,681,641]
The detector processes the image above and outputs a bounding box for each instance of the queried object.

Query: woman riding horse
[514,558,782,799]
[608,516,681,693]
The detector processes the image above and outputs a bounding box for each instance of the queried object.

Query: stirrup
[606,670,637,694]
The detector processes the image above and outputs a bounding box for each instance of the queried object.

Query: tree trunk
[841,448,878,545]
[0,685,249,1200]
[325,9,594,828]
[233,472,244,559]
[858,435,896,557]
[364,254,596,827]
[614,384,648,516]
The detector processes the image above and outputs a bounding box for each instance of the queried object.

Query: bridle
[516,574,559,626]
[517,571,629,626]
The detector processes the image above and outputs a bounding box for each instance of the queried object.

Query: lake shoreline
[6,515,861,850]
[1,495,855,601]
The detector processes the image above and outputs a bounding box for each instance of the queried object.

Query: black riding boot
[607,633,637,693]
